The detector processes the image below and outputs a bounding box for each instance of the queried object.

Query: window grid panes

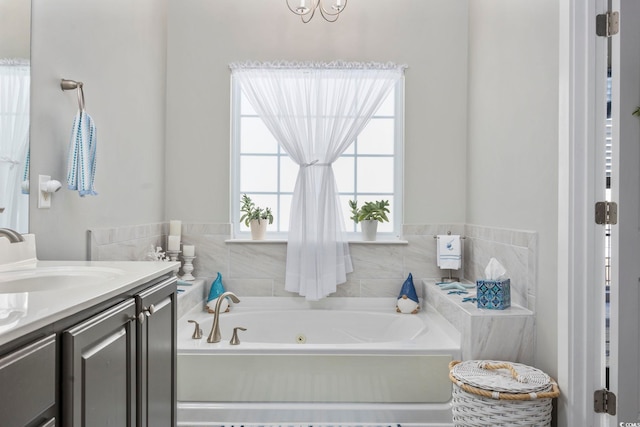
[232,78,403,239]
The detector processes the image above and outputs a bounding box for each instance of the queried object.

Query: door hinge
[596,11,619,37]
[595,201,618,225]
[594,389,617,415]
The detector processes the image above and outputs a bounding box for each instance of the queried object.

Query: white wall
[165,0,469,224]
[0,0,30,58]
[466,1,559,377]
[30,0,168,260]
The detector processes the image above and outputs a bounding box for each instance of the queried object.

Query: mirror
[0,0,31,233]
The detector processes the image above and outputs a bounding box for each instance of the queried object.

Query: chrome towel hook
[60,78,85,110]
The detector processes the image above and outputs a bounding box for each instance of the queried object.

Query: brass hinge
[596,11,619,37]
[594,389,617,415]
[595,201,618,225]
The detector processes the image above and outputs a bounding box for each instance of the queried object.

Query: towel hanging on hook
[61,78,97,196]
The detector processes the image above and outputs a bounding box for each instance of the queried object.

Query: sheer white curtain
[0,59,30,232]
[231,61,405,300]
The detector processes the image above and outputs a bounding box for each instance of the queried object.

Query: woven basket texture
[452,385,552,427]
[451,361,551,393]
[450,361,555,427]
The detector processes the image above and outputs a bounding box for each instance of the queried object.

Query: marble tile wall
[463,224,538,311]
[88,222,166,261]
[88,222,537,311]
[424,279,535,364]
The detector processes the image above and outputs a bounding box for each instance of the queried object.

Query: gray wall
[165,0,469,224]
[30,0,168,260]
[27,0,560,379]
[466,0,559,378]
[0,0,30,58]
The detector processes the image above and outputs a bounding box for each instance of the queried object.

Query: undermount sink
[0,266,126,294]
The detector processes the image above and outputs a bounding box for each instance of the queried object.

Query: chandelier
[286,0,347,23]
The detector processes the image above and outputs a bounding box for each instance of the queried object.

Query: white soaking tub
[177,297,461,426]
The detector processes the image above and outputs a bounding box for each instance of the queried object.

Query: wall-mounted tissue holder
[38,175,62,209]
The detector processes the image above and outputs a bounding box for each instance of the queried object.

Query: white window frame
[230,76,404,240]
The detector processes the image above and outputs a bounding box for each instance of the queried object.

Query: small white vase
[360,219,378,241]
[250,219,268,240]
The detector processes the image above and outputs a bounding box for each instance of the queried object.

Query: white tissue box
[476,279,511,310]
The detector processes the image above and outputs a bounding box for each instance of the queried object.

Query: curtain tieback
[0,156,20,168]
[302,160,331,168]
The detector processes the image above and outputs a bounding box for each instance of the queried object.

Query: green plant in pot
[240,194,273,240]
[349,199,390,241]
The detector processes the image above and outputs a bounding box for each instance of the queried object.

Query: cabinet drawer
[0,334,56,427]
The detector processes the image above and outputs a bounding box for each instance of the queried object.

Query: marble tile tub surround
[88,222,537,309]
[176,278,207,320]
[88,222,166,261]
[463,224,538,311]
[423,279,535,365]
[186,223,470,299]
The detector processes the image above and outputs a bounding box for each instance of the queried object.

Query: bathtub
[177,297,461,426]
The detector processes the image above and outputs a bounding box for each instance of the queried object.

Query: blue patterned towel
[67,110,97,196]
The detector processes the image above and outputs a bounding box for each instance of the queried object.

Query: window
[231,77,404,239]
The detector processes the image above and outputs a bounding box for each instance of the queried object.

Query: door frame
[608,0,640,421]
[558,0,609,425]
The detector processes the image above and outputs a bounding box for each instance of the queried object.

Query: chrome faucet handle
[188,320,203,339]
[230,327,247,345]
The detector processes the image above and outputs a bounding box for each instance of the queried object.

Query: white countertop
[0,259,180,346]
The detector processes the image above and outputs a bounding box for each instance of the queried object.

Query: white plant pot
[249,219,268,240]
[360,219,379,241]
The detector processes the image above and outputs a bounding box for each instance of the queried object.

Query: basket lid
[450,360,552,394]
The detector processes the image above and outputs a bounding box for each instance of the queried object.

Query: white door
[608,0,640,422]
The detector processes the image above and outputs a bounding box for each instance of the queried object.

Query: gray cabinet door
[63,299,137,427]
[0,334,56,427]
[136,277,177,427]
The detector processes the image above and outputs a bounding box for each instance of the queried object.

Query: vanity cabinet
[0,334,56,427]
[61,275,177,427]
[135,278,177,427]
[62,299,138,426]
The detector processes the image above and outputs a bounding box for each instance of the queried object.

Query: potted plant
[240,194,274,240]
[349,199,390,241]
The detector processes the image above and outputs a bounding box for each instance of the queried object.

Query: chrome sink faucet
[207,291,240,343]
[0,228,25,243]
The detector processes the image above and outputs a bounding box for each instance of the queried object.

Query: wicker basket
[449,360,560,427]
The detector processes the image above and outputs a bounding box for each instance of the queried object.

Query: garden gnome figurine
[206,272,229,313]
[396,273,420,314]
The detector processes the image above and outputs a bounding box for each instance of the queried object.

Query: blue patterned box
[476,279,511,310]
